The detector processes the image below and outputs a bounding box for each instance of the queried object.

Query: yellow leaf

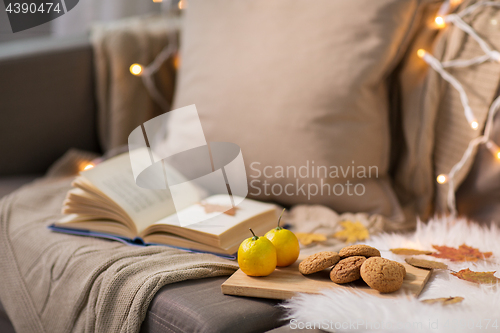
[333,221,369,243]
[295,232,327,246]
[421,297,464,305]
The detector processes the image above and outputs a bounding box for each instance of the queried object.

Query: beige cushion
[390,2,442,222]
[167,0,425,223]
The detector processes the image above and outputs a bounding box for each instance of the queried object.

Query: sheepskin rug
[282,217,500,332]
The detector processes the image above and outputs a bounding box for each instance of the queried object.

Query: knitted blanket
[0,177,238,333]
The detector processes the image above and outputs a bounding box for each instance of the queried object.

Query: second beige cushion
[166,0,423,223]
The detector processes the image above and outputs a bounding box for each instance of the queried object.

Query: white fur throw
[282,217,500,332]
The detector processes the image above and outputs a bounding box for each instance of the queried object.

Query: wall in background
[0,0,174,44]
[0,7,51,43]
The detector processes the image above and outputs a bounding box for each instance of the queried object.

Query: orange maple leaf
[430,244,492,262]
[199,203,238,216]
[452,269,500,284]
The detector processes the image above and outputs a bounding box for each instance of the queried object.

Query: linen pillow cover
[166,0,427,225]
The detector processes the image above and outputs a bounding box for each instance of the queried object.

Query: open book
[50,152,277,258]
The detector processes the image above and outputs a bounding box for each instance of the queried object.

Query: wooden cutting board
[221,257,432,300]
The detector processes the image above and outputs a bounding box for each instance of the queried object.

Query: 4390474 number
[5,2,61,14]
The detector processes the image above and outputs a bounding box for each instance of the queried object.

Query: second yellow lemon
[265,209,300,267]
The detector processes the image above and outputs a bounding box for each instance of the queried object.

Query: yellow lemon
[265,209,300,267]
[238,229,277,276]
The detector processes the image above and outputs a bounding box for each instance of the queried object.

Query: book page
[81,149,201,233]
[151,195,276,236]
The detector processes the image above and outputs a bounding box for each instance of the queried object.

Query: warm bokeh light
[152,0,163,2]
[83,164,94,171]
[450,0,462,6]
[470,120,479,130]
[178,0,186,9]
[486,141,500,160]
[417,49,426,58]
[437,174,448,184]
[129,64,143,76]
[173,53,181,69]
[435,16,446,28]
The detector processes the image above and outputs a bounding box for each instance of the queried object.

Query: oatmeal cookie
[330,256,366,284]
[298,251,340,275]
[339,245,380,258]
[360,257,404,293]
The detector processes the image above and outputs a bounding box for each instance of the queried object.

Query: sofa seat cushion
[140,276,284,333]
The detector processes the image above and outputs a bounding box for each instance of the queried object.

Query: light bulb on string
[470,120,479,130]
[417,48,480,132]
[434,0,450,29]
[173,52,181,69]
[435,16,446,28]
[486,140,500,160]
[464,104,479,130]
[437,174,449,184]
[81,163,94,171]
[129,64,143,76]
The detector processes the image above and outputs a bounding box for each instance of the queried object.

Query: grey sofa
[0,35,318,333]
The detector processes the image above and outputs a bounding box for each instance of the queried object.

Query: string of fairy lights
[129,0,182,112]
[129,0,500,217]
[129,0,181,112]
[418,0,500,216]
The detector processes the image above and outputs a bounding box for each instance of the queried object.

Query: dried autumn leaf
[333,221,369,243]
[405,257,448,270]
[295,232,327,246]
[421,297,464,305]
[391,248,434,255]
[451,269,500,284]
[199,203,238,216]
[431,244,493,262]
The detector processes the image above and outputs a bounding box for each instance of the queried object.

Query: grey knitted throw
[0,177,238,333]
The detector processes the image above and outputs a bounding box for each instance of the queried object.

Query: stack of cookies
[298,245,406,293]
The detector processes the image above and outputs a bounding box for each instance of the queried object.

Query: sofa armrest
[0,34,101,176]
